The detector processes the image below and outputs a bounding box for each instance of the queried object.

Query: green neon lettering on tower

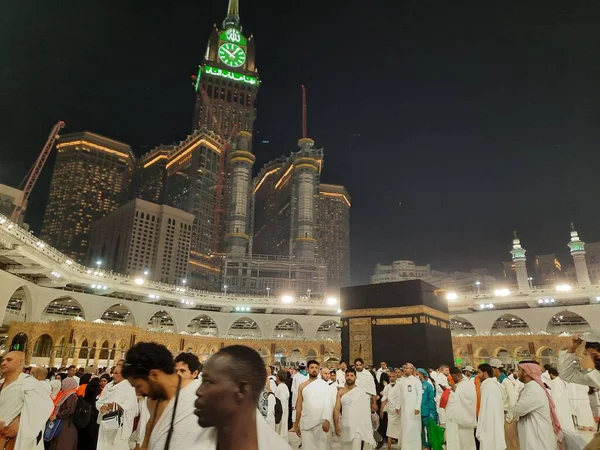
[204,65,258,86]
[219,28,247,46]
[195,67,202,92]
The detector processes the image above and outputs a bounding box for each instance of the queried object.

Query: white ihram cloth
[300,379,334,450]
[96,379,138,450]
[511,381,559,450]
[337,369,346,387]
[275,382,290,438]
[356,369,376,396]
[476,377,506,450]
[130,397,150,448]
[445,379,477,450]
[291,372,308,421]
[340,386,377,447]
[0,373,53,450]
[148,379,204,450]
[202,411,292,450]
[324,382,338,449]
[434,372,450,425]
[568,382,595,428]
[398,375,423,450]
[384,382,402,440]
[550,376,576,433]
[376,368,386,384]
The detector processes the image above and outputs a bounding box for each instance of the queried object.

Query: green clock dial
[218,43,246,68]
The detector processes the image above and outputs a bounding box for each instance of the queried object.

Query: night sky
[3,0,600,285]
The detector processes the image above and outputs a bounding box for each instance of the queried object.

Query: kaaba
[340,279,453,370]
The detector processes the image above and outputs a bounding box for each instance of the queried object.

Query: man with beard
[96,363,137,450]
[123,342,203,449]
[334,368,377,450]
[194,345,291,449]
[294,360,334,450]
[354,358,378,412]
[398,363,423,450]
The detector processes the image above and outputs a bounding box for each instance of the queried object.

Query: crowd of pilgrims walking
[2,334,600,449]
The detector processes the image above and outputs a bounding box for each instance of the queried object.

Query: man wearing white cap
[463,365,476,383]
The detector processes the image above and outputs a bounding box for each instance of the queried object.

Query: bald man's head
[32,366,48,381]
[1,351,25,375]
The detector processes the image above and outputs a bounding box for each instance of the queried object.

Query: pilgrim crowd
[1,333,600,449]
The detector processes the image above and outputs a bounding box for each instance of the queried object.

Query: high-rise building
[88,199,194,284]
[41,131,134,262]
[131,144,173,204]
[317,184,351,289]
[252,140,323,259]
[193,0,259,137]
[164,130,225,289]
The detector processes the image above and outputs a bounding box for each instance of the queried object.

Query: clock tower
[193,0,259,138]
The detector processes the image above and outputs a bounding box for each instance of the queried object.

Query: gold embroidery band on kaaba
[340,305,449,322]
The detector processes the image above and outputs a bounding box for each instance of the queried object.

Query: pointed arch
[228,317,262,337]
[546,310,591,334]
[316,320,340,339]
[43,296,85,320]
[186,314,218,335]
[450,316,476,335]
[147,310,175,330]
[491,313,530,334]
[99,303,136,325]
[32,334,53,357]
[10,332,28,352]
[273,318,304,338]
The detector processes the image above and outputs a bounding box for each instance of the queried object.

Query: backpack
[269,392,283,424]
[72,396,92,428]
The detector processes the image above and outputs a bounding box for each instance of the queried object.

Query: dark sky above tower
[2,0,600,284]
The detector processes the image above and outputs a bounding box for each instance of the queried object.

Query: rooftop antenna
[301,84,307,138]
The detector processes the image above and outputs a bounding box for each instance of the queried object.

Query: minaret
[568,222,591,286]
[510,231,530,291]
[225,131,255,254]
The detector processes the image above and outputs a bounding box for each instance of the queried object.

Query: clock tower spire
[223,0,240,29]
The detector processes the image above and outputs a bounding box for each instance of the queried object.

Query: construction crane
[11,121,65,223]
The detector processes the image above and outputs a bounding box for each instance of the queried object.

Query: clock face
[218,43,246,68]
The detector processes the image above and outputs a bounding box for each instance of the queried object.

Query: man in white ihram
[334,367,377,450]
[434,364,450,425]
[0,351,53,450]
[294,359,334,450]
[274,370,290,439]
[445,367,477,450]
[397,363,423,450]
[291,362,309,422]
[354,358,378,412]
[476,363,506,450]
[380,370,401,450]
[96,362,138,450]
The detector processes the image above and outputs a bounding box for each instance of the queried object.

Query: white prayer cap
[489,358,504,369]
[464,365,475,372]
[582,331,600,344]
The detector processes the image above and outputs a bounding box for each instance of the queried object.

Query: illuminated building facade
[252,140,323,259]
[88,199,194,284]
[192,0,258,137]
[41,131,134,262]
[316,184,351,290]
[131,144,173,204]
[164,130,224,289]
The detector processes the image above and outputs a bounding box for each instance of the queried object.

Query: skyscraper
[41,131,134,262]
[193,0,259,137]
[252,140,323,258]
[88,199,194,284]
[317,184,351,289]
[131,144,173,204]
[164,130,224,289]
